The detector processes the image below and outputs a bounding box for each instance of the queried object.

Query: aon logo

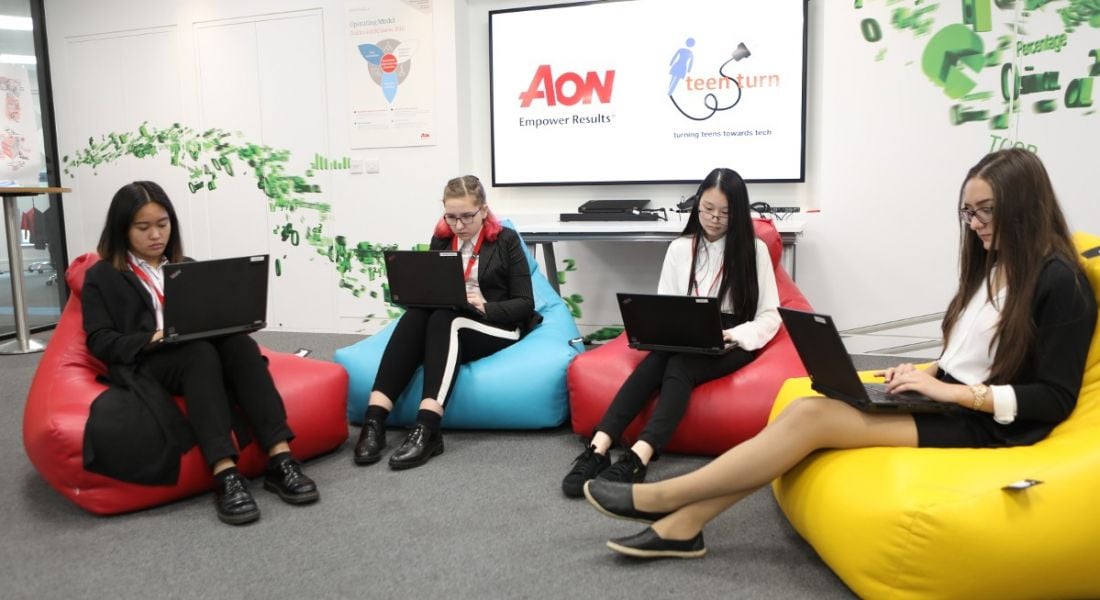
[519,65,615,107]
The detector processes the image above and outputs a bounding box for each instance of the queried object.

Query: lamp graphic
[731,42,751,61]
[668,40,752,121]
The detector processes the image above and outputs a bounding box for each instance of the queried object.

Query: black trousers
[596,348,755,453]
[372,308,520,412]
[138,333,294,467]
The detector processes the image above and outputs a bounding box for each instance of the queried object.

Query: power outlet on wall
[365,158,380,174]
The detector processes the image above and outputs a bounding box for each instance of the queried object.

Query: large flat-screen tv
[489,0,808,186]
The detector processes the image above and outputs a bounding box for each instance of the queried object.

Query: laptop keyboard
[864,383,915,404]
[859,382,954,413]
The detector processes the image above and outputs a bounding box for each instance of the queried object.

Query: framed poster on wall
[0,64,41,185]
[346,0,436,149]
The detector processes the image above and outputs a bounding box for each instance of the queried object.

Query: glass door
[0,0,65,341]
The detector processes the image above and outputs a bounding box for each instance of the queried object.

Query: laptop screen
[162,255,269,339]
[384,251,468,308]
[778,307,871,401]
[618,293,726,350]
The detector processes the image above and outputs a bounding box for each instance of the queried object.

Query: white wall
[46,1,1100,334]
[47,0,461,333]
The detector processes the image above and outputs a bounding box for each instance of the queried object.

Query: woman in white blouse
[582,148,1097,559]
[562,168,781,498]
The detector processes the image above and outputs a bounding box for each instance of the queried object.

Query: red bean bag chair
[567,219,811,456]
[22,253,349,515]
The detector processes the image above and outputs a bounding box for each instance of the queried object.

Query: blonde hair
[442,175,486,205]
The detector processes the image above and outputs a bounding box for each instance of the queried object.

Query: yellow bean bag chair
[769,232,1100,600]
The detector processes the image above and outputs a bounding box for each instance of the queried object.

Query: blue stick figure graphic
[668,37,695,95]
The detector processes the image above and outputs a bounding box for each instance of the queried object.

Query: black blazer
[82,259,161,365]
[430,227,542,333]
[81,259,198,484]
[946,256,1097,446]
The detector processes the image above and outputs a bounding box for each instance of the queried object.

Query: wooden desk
[1,186,70,354]
[511,214,804,295]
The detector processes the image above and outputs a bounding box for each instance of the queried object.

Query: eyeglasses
[443,210,482,226]
[958,206,994,225]
[699,207,729,222]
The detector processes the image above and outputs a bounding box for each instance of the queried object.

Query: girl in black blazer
[582,149,1097,559]
[82,181,318,526]
[353,175,539,470]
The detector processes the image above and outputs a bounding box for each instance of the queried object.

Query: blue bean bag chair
[335,223,582,429]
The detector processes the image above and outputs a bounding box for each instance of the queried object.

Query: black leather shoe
[606,527,706,559]
[353,418,387,465]
[388,424,444,470]
[214,472,260,525]
[583,479,670,523]
[263,457,320,505]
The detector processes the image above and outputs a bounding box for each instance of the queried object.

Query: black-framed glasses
[699,207,729,222]
[443,210,482,226]
[958,206,994,225]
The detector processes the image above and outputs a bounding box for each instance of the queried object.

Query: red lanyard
[128,258,165,307]
[452,228,485,281]
[690,236,723,297]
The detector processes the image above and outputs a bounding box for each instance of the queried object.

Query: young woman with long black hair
[561,167,781,498]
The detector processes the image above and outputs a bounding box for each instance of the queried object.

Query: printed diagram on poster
[0,65,40,185]
[347,0,435,149]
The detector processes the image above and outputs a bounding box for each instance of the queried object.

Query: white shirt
[459,239,480,293]
[938,278,1018,424]
[657,235,780,351]
[128,251,167,330]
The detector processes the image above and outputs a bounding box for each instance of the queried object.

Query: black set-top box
[578,199,650,213]
[560,199,658,221]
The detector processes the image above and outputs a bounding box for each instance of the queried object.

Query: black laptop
[161,255,269,343]
[778,307,955,413]
[384,250,476,311]
[618,293,734,355]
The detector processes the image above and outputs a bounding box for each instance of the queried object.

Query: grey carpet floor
[2,330,878,599]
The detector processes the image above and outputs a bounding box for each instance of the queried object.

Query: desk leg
[541,242,561,295]
[781,241,796,282]
[0,194,46,354]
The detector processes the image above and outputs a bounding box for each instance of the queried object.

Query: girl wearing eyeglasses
[561,167,781,498]
[582,149,1096,559]
[353,175,540,470]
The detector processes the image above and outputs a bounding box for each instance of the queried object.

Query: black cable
[668,54,744,121]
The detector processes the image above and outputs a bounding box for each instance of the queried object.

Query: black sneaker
[597,449,648,484]
[562,445,611,498]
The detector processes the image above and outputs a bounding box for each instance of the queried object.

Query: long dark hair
[682,168,759,318]
[942,148,1081,383]
[96,181,184,270]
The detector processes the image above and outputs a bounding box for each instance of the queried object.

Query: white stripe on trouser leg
[434,317,521,408]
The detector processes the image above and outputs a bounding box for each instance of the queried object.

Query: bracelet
[969,384,989,412]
